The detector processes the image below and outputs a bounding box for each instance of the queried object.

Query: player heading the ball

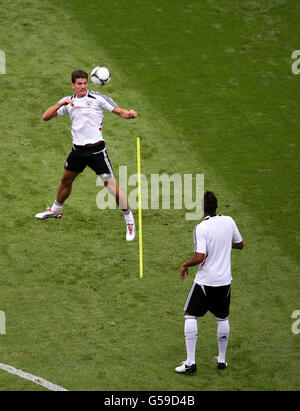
[35,69,138,242]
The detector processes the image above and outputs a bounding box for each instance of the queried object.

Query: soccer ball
[90,66,111,86]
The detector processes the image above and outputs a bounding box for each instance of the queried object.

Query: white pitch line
[0,363,68,391]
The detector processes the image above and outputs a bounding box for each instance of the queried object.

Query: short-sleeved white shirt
[193,215,243,286]
[56,90,118,145]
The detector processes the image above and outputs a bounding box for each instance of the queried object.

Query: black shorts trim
[64,141,114,177]
[184,283,231,319]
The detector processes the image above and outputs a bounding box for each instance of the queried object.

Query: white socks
[183,316,230,366]
[123,209,134,225]
[51,200,64,213]
[217,317,230,364]
[184,315,198,366]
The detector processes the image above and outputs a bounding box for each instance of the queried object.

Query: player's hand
[180,264,189,281]
[128,109,138,119]
[61,98,74,106]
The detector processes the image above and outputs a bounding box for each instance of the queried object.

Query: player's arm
[231,219,243,250]
[112,106,138,119]
[232,241,244,250]
[41,98,74,121]
[180,253,206,281]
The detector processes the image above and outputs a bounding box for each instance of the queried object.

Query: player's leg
[175,283,207,374]
[104,176,135,241]
[103,175,129,210]
[183,313,198,366]
[51,169,79,212]
[35,170,79,219]
[216,316,230,369]
[56,169,79,204]
[88,145,135,241]
[175,313,198,374]
[208,284,231,369]
[35,147,84,220]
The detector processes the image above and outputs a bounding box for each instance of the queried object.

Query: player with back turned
[175,191,244,373]
[35,69,137,241]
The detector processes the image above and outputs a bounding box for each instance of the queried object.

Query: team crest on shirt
[85,101,92,107]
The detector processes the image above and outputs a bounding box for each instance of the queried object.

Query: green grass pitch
[0,0,299,390]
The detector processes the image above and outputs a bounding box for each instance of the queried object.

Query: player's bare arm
[180,253,206,281]
[232,241,244,250]
[42,98,74,121]
[112,106,138,119]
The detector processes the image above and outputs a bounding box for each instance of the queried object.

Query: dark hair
[203,191,218,214]
[71,70,88,84]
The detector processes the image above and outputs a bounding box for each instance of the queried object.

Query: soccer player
[175,191,244,373]
[35,70,137,241]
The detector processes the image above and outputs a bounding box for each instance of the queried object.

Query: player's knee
[216,315,228,323]
[184,312,195,317]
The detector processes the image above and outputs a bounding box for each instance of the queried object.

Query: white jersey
[56,90,118,145]
[193,215,243,286]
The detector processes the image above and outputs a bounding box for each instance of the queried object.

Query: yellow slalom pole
[137,137,143,278]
